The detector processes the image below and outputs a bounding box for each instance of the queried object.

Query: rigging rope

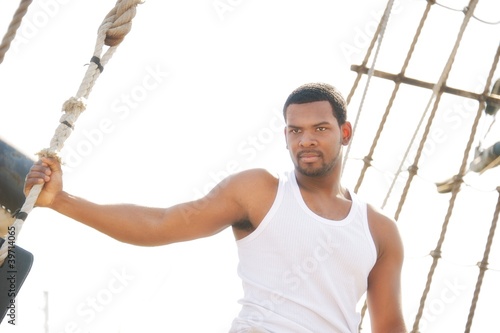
[0,0,143,264]
[410,15,500,333]
[393,0,479,222]
[464,187,500,332]
[353,1,433,199]
[356,3,433,330]
[405,250,500,272]
[353,155,500,193]
[342,0,395,177]
[0,0,33,65]
[345,0,396,107]
[434,0,500,25]
[351,0,500,331]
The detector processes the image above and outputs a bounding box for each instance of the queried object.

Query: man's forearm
[51,191,167,246]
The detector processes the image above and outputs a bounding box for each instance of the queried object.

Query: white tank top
[230,171,377,333]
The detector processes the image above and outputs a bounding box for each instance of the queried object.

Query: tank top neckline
[289,170,356,226]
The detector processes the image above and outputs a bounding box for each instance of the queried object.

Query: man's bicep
[158,177,247,244]
[366,216,407,332]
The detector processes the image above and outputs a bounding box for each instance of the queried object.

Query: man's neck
[294,168,345,198]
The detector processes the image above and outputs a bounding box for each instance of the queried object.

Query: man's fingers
[24,173,45,196]
[27,172,49,182]
[30,163,51,174]
[25,175,46,189]
[27,163,52,184]
[39,157,62,171]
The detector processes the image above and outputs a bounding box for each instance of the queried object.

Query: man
[25,83,407,332]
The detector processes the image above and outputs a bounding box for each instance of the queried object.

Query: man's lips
[298,151,322,163]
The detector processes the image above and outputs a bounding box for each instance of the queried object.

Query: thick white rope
[0,0,143,263]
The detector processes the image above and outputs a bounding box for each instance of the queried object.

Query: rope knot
[429,250,442,259]
[476,261,489,271]
[407,164,419,175]
[102,0,143,47]
[62,96,87,115]
[36,148,61,161]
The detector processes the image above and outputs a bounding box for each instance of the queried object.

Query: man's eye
[317,127,326,131]
[291,129,300,134]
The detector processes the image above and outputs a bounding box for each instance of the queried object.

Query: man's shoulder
[230,168,280,185]
[221,168,280,198]
[365,203,403,260]
[366,203,396,226]
[225,169,281,232]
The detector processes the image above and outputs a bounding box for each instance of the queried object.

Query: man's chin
[296,165,327,177]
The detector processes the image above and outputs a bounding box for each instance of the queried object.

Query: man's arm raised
[24,157,250,246]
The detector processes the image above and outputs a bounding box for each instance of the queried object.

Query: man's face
[284,101,351,177]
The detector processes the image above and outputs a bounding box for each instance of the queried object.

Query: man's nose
[299,132,318,147]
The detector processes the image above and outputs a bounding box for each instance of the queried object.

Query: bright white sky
[1,0,500,332]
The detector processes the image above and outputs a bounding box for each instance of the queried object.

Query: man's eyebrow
[287,121,332,128]
[312,121,332,127]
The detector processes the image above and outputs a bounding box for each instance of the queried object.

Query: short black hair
[282,82,347,125]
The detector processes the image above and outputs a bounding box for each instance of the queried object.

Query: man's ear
[341,122,352,145]
[283,126,289,149]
